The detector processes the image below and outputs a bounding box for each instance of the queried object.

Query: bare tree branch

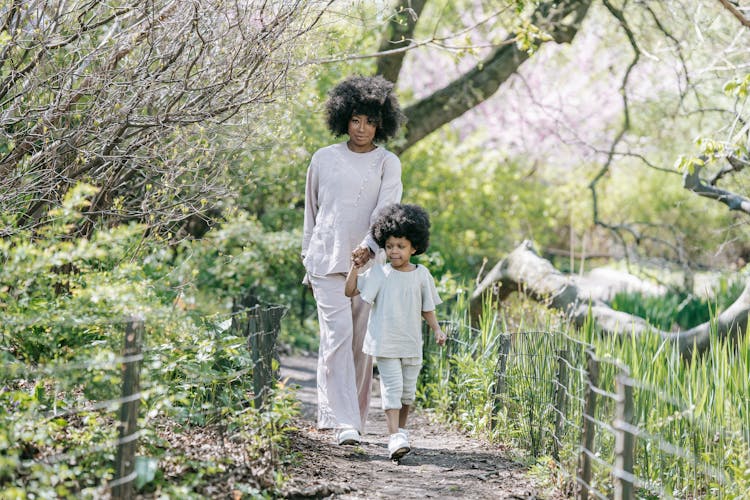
[710,154,748,184]
[304,4,518,67]
[716,0,750,28]
[0,0,333,238]
[470,240,750,357]
[583,0,697,276]
[394,0,593,154]
[683,163,750,216]
[589,4,635,177]
[642,3,692,109]
[588,0,640,255]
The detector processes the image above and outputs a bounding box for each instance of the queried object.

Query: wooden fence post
[444,323,459,414]
[577,350,599,500]
[614,372,635,500]
[491,334,512,430]
[232,292,259,334]
[248,304,285,410]
[112,315,145,500]
[553,349,569,462]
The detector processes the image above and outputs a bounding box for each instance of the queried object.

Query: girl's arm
[422,310,447,346]
[344,263,360,297]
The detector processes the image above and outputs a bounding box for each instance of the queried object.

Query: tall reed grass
[418,292,750,498]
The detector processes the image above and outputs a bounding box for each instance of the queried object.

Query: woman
[301,75,405,445]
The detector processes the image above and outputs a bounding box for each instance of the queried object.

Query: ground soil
[278,353,563,499]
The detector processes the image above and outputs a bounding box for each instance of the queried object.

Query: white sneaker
[398,428,409,439]
[388,432,410,460]
[337,428,361,446]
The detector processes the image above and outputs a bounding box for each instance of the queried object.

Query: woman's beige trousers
[309,273,373,433]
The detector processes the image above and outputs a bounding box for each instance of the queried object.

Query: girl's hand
[434,328,447,346]
[351,246,372,267]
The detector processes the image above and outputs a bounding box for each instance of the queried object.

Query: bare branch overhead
[716,0,750,28]
[683,163,750,216]
[395,0,593,154]
[0,0,333,237]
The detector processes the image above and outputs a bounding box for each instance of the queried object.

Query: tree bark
[392,0,593,154]
[376,0,428,82]
[471,240,749,357]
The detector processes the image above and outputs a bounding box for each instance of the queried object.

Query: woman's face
[347,114,377,151]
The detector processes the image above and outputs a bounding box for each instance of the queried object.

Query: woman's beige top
[302,142,402,276]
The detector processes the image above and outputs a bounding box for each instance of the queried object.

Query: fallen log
[470,240,749,356]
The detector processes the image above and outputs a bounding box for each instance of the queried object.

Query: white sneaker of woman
[337,427,361,446]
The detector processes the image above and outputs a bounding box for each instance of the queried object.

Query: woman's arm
[301,158,319,259]
[422,310,447,346]
[344,263,360,297]
[358,154,402,254]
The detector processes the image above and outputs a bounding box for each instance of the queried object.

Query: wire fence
[421,321,750,500]
[0,300,287,499]
[4,302,748,498]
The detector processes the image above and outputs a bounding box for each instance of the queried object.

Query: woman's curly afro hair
[371,203,431,255]
[325,75,405,142]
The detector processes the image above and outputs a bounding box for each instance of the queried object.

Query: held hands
[351,246,372,268]
[434,328,447,346]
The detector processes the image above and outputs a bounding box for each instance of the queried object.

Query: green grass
[610,277,744,330]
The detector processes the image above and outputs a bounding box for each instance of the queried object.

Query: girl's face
[385,236,416,271]
[347,114,377,152]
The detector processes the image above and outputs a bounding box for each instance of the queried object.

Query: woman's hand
[351,246,372,267]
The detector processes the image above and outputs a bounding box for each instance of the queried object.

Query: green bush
[0,185,172,363]
[402,130,559,279]
[0,184,302,497]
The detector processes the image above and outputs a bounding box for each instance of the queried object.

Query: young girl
[344,203,447,460]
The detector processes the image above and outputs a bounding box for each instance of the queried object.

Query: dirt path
[278,353,554,499]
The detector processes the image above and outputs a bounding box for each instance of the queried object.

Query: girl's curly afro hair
[371,203,431,255]
[325,75,405,142]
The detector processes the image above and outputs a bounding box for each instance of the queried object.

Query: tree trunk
[376,0,428,83]
[471,240,750,356]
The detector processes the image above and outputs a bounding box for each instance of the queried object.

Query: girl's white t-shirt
[358,263,442,360]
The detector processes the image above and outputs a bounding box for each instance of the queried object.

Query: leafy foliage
[402,130,559,279]
[0,184,166,362]
[173,214,302,309]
